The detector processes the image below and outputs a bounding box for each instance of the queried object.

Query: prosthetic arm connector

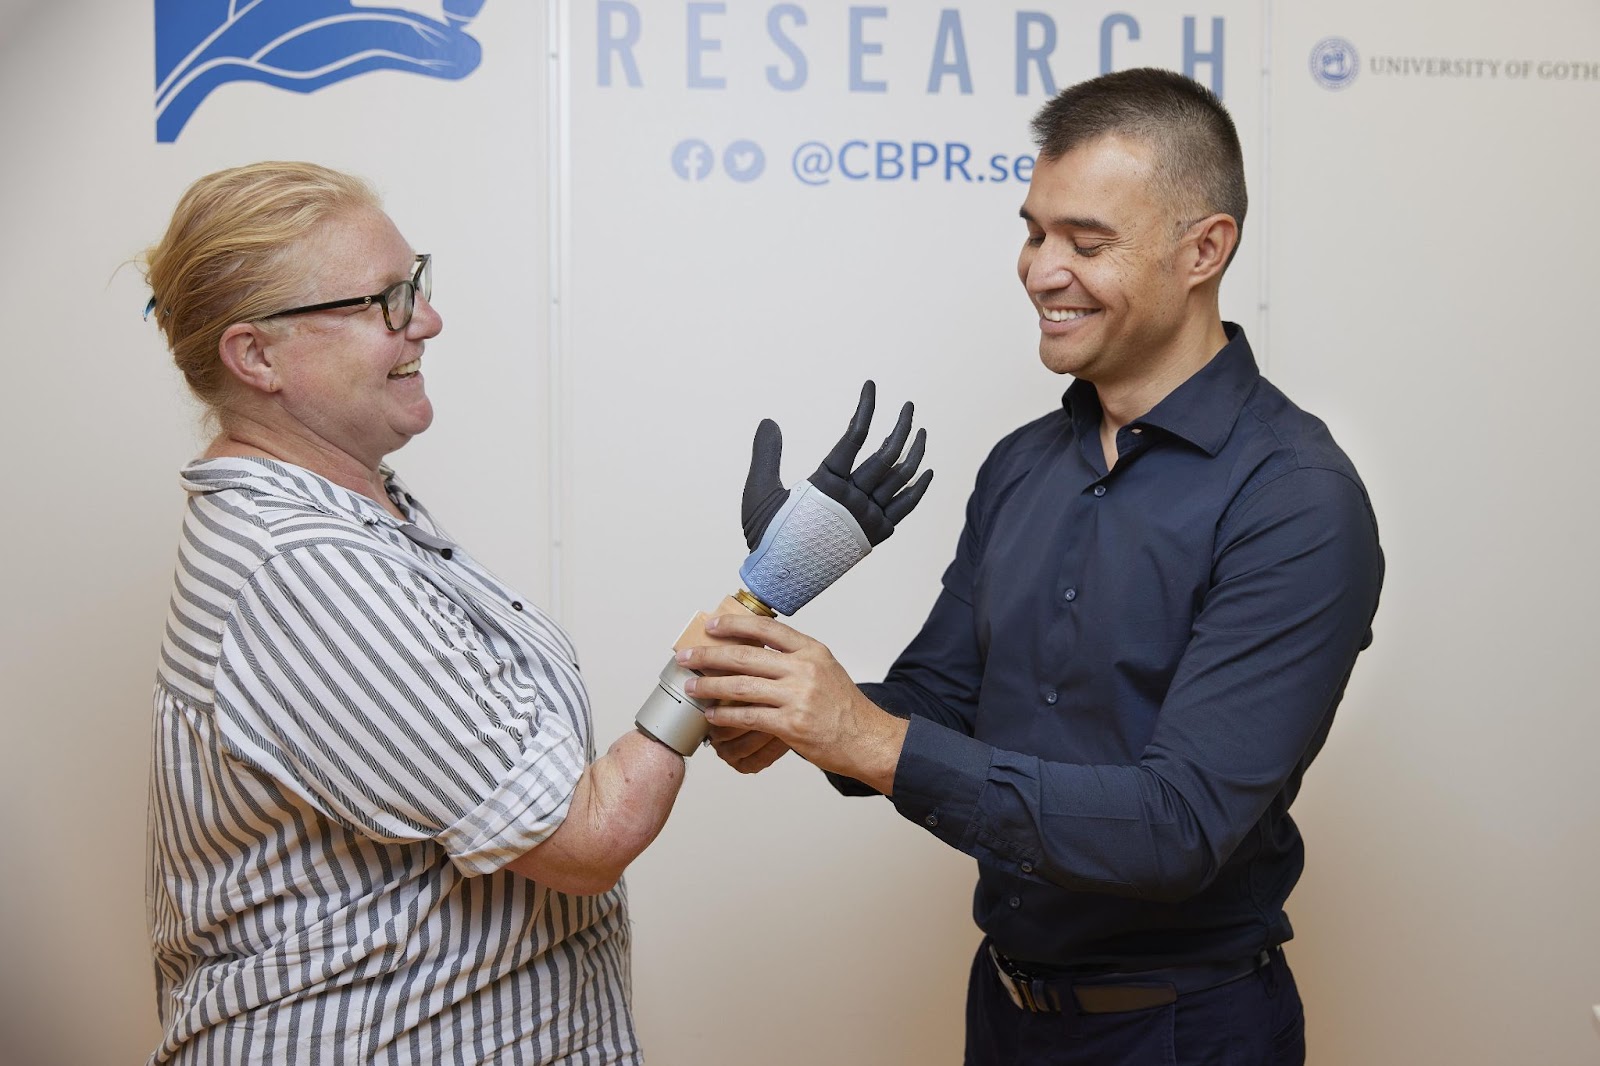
[633,593,772,756]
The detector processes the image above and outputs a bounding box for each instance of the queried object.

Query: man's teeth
[389,358,422,377]
[1042,308,1096,322]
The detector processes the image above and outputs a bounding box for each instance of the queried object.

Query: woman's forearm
[505,730,686,894]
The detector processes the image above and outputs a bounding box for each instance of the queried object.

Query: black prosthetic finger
[882,469,935,528]
[742,419,790,549]
[873,427,926,504]
[851,401,914,492]
[818,380,876,476]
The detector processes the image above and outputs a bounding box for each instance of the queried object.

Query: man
[680,67,1382,1065]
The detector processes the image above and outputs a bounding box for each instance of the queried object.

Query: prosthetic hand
[634,381,933,755]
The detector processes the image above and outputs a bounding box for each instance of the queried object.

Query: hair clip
[143,296,158,321]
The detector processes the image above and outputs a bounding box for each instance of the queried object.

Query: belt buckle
[988,945,1060,1013]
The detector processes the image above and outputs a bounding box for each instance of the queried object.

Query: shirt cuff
[435,715,587,877]
[889,715,993,850]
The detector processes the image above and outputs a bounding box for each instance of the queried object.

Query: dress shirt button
[1021,862,1034,874]
[1063,588,1077,602]
[1093,485,1107,497]
[924,813,939,828]
[440,548,454,560]
[1131,427,1142,435]
[511,601,524,611]
[1009,896,1022,909]
[1045,691,1058,705]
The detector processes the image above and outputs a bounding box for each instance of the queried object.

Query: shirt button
[924,813,939,828]
[1093,485,1107,497]
[1045,691,1058,705]
[1009,896,1022,909]
[1021,862,1034,874]
[440,548,454,560]
[511,601,524,611]
[1063,588,1077,602]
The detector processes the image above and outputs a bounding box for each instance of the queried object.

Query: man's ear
[1184,213,1239,290]
[218,322,281,395]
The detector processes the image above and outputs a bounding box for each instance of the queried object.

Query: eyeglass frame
[257,253,431,332]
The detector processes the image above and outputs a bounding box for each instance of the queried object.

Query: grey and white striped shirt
[147,458,639,1065]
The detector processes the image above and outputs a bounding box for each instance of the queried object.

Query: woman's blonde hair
[142,161,382,411]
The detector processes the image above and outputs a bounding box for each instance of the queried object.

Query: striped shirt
[147,457,640,1065]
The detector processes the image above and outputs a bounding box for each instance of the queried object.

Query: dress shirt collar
[1061,322,1259,457]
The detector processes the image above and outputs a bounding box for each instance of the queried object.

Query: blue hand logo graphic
[155,0,488,143]
[671,139,715,181]
[722,140,766,183]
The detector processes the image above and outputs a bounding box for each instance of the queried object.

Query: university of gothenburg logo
[155,0,488,143]
[1309,37,1360,91]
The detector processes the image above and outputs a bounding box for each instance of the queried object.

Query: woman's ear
[218,322,281,394]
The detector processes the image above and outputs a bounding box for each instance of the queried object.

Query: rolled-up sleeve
[213,543,587,876]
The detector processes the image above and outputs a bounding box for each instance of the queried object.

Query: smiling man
[684,68,1384,1066]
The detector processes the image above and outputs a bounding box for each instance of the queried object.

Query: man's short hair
[1031,67,1247,242]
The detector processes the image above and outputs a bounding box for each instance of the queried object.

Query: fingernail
[705,616,720,632]
[683,677,698,695]
[675,648,692,664]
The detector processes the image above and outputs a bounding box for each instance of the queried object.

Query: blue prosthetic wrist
[738,482,872,615]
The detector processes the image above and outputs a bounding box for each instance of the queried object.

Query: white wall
[1,2,1596,1064]
[1269,4,1600,1063]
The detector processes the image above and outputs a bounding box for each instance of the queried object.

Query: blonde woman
[142,162,684,1065]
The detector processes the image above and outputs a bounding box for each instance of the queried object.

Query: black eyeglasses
[259,254,432,332]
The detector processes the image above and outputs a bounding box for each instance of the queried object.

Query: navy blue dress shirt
[840,325,1383,970]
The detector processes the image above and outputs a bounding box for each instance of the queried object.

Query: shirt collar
[1062,322,1259,457]
[179,456,412,528]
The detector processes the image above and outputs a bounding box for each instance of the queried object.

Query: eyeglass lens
[384,284,414,331]
[382,258,430,331]
[415,255,432,302]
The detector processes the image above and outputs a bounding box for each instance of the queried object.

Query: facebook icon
[671,138,714,181]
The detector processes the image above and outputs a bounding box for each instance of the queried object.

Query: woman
[142,161,686,1065]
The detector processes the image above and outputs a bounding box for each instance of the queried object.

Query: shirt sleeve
[888,466,1383,901]
[212,542,588,877]
[823,438,1011,797]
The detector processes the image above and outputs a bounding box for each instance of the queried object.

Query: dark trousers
[964,942,1306,1066]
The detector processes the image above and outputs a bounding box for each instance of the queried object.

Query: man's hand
[707,724,791,775]
[675,613,909,795]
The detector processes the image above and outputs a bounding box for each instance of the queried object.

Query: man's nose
[1026,249,1074,293]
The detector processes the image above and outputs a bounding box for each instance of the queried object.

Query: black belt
[989,945,1276,1015]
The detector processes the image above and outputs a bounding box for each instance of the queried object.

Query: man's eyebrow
[1019,206,1117,233]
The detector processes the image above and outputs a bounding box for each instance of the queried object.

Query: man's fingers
[882,468,934,525]
[734,736,791,774]
[695,611,810,654]
[708,725,773,760]
[709,727,791,772]
[819,380,875,476]
[873,427,926,503]
[682,641,787,681]
[698,699,780,736]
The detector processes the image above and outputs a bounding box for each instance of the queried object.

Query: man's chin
[1039,341,1087,378]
